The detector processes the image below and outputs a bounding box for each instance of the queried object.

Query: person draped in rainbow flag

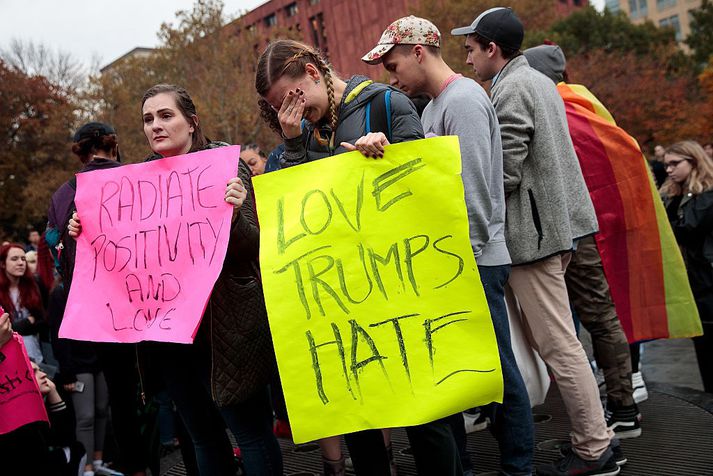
[524,43,702,439]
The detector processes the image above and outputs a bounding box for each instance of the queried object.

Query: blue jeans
[479,265,534,476]
[156,343,283,476]
[220,389,283,476]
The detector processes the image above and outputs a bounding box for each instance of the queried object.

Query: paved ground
[641,337,704,390]
[158,335,713,476]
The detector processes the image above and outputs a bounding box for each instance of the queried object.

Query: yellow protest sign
[253,136,502,443]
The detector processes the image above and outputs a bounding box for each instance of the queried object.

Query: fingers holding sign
[341,132,390,159]
[68,212,82,239]
[226,177,247,222]
[0,312,12,347]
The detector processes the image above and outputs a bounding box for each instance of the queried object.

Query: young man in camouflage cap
[363,15,534,476]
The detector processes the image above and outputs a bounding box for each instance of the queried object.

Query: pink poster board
[60,146,239,343]
[0,334,48,435]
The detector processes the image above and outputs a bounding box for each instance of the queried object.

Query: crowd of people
[0,5,711,476]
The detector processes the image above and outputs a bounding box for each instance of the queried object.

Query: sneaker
[632,371,648,403]
[605,402,641,439]
[537,447,620,475]
[560,440,627,467]
[93,464,124,476]
[463,408,489,433]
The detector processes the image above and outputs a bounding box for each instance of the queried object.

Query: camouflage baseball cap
[362,16,441,65]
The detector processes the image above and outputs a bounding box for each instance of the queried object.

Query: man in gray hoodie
[362,15,534,476]
[452,7,619,476]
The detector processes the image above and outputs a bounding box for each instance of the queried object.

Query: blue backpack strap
[366,88,393,143]
[384,89,392,142]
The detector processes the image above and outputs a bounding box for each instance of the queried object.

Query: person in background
[26,229,41,252]
[661,141,713,394]
[0,357,87,475]
[703,142,713,159]
[451,8,618,475]
[651,145,668,188]
[241,143,269,176]
[524,44,641,443]
[47,122,149,476]
[25,250,38,275]
[363,15,534,476]
[0,243,45,363]
[265,144,284,173]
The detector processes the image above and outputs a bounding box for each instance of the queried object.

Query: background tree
[416,0,558,76]
[415,1,710,150]
[686,0,713,68]
[0,59,77,237]
[87,0,298,163]
[0,39,87,94]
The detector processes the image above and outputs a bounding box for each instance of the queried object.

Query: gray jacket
[281,75,424,166]
[491,55,598,265]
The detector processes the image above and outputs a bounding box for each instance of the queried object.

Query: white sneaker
[632,371,648,403]
[94,463,124,476]
[463,409,489,433]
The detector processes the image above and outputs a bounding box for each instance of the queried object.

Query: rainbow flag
[558,83,702,343]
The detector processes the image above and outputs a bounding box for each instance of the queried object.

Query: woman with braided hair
[256,40,462,476]
[256,39,422,166]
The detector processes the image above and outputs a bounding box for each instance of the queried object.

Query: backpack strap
[365,89,393,143]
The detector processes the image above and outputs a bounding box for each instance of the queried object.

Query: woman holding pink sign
[70,84,282,476]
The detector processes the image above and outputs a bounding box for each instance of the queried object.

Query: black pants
[96,343,150,474]
[694,321,713,393]
[344,421,462,476]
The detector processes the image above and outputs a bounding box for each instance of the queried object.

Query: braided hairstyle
[256,40,338,145]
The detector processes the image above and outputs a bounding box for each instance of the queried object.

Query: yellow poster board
[253,136,502,443]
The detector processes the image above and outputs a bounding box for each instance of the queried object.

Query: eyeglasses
[664,158,691,170]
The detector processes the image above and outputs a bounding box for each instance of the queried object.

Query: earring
[315,79,320,85]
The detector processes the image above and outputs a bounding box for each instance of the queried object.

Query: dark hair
[141,84,208,153]
[256,40,337,144]
[243,143,267,158]
[470,33,521,60]
[71,134,118,164]
[0,243,42,315]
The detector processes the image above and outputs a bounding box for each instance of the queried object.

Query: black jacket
[667,189,713,323]
[146,143,273,405]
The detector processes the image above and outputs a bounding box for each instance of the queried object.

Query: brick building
[234,0,588,79]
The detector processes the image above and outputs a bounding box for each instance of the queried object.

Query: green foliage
[87,0,298,164]
[687,0,713,67]
[547,6,677,56]
[0,60,76,238]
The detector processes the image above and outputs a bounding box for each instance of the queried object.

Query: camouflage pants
[566,235,635,407]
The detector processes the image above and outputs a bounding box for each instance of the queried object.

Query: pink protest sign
[0,334,48,435]
[60,146,239,343]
